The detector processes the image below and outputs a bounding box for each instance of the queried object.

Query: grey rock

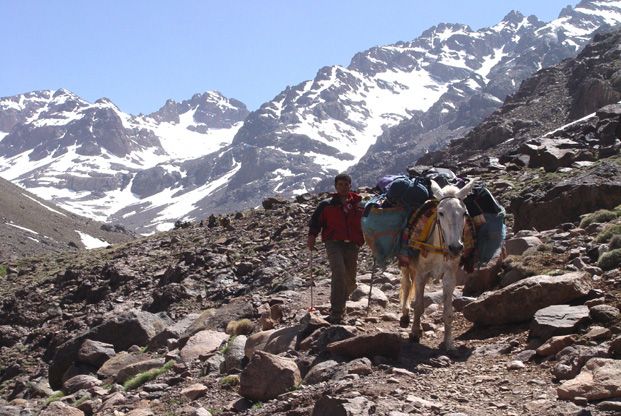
[63,374,102,394]
[221,335,247,373]
[312,395,376,416]
[239,351,301,401]
[303,360,340,385]
[463,272,592,326]
[49,309,171,389]
[589,304,620,323]
[78,339,116,369]
[505,236,543,255]
[530,305,590,340]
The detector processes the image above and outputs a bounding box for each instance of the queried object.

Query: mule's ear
[457,178,478,200]
[430,180,444,199]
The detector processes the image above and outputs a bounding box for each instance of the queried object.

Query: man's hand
[307,235,316,251]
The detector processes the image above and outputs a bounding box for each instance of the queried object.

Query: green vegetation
[609,234,621,250]
[595,224,621,244]
[0,265,6,278]
[251,401,264,410]
[598,249,621,271]
[220,374,240,387]
[72,393,91,408]
[580,209,620,228]
[219,335,237,354]
[226,318,254,335]
[123,360,174,390]
[45,391,65,405]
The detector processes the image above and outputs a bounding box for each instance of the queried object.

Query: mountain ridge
[1,0,620,233]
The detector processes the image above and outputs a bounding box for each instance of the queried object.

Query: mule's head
[430,179,476,257]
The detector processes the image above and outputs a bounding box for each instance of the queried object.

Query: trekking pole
[309,249,316,312]
[366,259,377,316]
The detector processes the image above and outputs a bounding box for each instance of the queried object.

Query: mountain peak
[502,10,526,23]
[52,88,76,98]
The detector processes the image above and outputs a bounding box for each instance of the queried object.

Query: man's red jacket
[308,192,364,246]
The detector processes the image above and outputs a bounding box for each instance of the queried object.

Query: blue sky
[1,0,575,114]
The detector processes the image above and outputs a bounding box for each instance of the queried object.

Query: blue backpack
[362,195,410,268]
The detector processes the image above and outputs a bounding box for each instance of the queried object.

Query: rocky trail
[0,155,620,415]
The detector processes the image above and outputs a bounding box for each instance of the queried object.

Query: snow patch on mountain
[76,230,109,249]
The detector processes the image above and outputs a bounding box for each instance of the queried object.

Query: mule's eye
[438,212,444,217]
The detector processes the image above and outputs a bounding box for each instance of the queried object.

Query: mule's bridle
[410,196,462,257]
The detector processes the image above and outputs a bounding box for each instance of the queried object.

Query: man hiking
[307,173,364,324]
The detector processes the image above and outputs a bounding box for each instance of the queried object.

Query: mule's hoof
[399,315,410,328]
[409,333,420,343]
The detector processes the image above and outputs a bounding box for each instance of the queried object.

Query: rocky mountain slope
[1,36,621,408]
[419,28,621,169]
[1,0,620,234]
[0,176,133,260]
[0,90,248,234]
[0,18,620,415]
[0,162,620,415]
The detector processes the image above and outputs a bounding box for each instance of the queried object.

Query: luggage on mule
[384,176,429,209]
[362,175,429,267]
[365,168,505,268]
[362,195,410,268]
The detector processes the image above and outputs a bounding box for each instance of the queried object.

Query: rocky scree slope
[0,175,133,260]
[419,28,621,170]
[0,164,620,415]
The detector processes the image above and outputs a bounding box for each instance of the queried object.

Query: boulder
[148,313,200,350]
[49,309,170,389]
[298,325,357,354]
[520,138,579,172]
[303,360,340,385]
[505,236,543,256]
[511,162,621,231]
[529,305,590,340]
[62,374,102,394]
[609,336,621,358]
[463,253,503,295]
[327,332,401,360]
[536,335,578,357]
[181,383,209,400]
[244,325,299,359]
[77,339,116,368]
[552,344,610,380]
[180,330,229,363]
[222,335,247,373]
[462,272,592,326]
[97,351,149,380]
[115,357,166,384]
[350,284,388,307]
[312,396,376,416]
[589,304,620,323]
[239,351,301,401]
[40,401,84,416]
[557,358,621,401]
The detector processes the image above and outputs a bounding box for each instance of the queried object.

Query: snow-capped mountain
[227,0,621,190]
[0,90,248,232]
[1,0,620,234]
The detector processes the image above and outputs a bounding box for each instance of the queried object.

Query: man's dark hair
[334,173,352,185]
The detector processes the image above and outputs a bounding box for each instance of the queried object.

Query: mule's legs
[399,266,413,328]
[411,271,426,342]
[442,271,457,351]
